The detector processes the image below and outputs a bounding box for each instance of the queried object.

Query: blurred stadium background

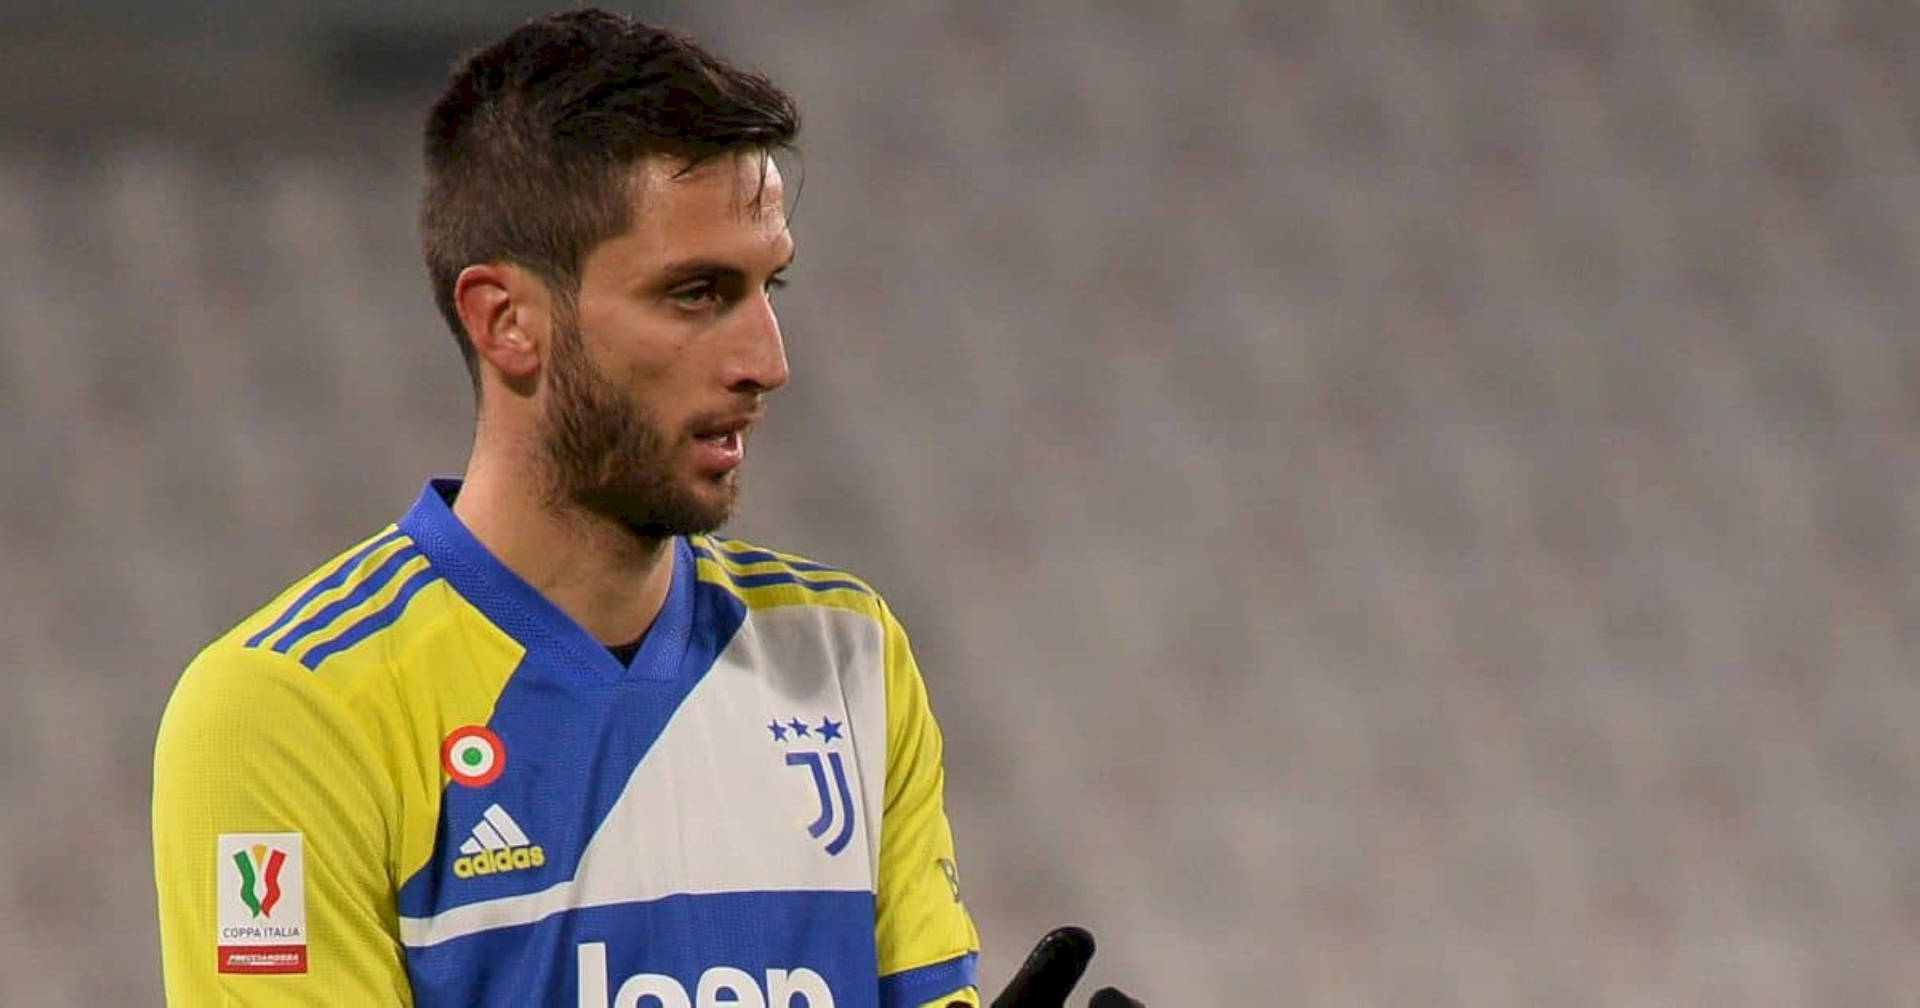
[3,0,1917,1004]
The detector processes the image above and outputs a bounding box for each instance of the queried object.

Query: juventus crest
[767,715,856,856]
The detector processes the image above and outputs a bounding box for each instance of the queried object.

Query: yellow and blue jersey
[153,479,980,1006]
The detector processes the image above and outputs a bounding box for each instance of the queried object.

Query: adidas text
[453,845,545,878]
[453,803,543,878]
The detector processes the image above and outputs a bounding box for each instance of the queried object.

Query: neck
[452,450,675,647]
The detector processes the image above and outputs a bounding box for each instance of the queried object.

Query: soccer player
[152,10,989,1005]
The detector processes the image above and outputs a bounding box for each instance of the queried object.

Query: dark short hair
[421,8,800,385]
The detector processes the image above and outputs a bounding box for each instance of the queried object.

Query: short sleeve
[152,643,411,1005]
[872,603,981,1008]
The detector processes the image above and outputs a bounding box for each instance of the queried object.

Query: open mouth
[688,414,755,472]
[695,429,742,452]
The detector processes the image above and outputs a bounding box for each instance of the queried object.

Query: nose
[722,292,789,394]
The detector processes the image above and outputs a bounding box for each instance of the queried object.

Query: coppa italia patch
[442,725,506,787]
[216,833,307,974]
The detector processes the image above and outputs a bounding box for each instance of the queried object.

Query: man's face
[539,152,793,539]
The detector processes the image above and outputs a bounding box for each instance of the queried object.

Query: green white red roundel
[441,726,505,787]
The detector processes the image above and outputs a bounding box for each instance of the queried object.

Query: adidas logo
[452,804,546,879]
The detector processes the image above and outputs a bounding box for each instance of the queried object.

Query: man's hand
[954,926,1144,1008]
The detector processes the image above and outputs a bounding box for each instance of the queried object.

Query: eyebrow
[657,250,796,286]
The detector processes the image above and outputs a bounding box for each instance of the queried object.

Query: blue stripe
[880,951,978,1008]
[399,479,696,683]
[688,542,875,596]
[695,541,838,573]
[296,567,441,670]
[728,569,873,594]
[269,545,423,655]
[245,528,405,648]
[396,531,736,920]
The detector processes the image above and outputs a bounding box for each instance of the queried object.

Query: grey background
[3,1,1917,1004]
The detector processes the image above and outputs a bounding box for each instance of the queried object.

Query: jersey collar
[398,478,695,682]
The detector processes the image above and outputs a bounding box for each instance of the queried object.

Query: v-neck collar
[398,478,694,682]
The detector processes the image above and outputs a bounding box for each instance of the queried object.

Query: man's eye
[670,284,719,308]
[765,275,789,295]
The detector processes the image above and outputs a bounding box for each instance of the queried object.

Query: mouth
[695,429,743,457]
[688,413,758,472]
[691,413,755,443]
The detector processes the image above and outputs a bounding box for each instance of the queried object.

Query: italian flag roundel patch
[442,725,505,787]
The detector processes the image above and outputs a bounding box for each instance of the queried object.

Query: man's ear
[454,263,549,385]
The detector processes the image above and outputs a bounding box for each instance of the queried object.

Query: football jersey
[153,479,980,1006]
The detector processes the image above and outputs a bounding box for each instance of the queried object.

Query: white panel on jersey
[402,604,890,948]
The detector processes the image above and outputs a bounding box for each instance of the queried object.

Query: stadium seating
[1,1,1914,1002]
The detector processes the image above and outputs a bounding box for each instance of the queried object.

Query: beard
[539,313,738,541]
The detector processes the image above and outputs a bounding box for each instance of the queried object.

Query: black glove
[950,926,1143,1008]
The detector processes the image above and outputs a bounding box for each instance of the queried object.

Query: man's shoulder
[687,535,891,622]
[200,523,453,681]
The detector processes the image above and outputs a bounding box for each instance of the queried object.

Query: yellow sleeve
[873,602,981,1008]
[152,643,411,1005]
